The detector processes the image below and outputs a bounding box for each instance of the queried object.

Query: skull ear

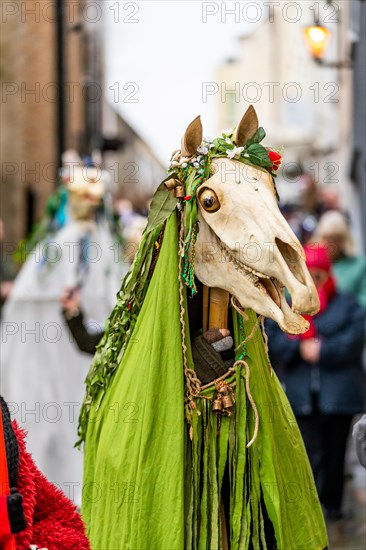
[233,105,259,146]
[181,116,203,156]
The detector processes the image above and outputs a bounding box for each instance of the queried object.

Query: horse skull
[194,158,319,334]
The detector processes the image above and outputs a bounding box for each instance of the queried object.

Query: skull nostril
[275,238,306,285]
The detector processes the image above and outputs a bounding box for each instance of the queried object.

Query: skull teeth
[220,242,270,281]
[212,236,283,310]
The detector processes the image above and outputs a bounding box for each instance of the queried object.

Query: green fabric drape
[184,308,327,549]
[82,213,328,549]
[243,309,326,549]
[82,214,186,549]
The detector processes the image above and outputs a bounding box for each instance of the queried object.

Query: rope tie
[231,296,262,354]
[230,297,262,446]
[231,296,248,320]
[178,211,202,403]
[233,359,259,448]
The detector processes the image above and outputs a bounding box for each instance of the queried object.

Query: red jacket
[2,422,90,550]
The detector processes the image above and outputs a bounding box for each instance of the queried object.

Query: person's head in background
[304,244,332,288]
[317,185,340,214]
[304,244,336,311]
[315,210,354,262]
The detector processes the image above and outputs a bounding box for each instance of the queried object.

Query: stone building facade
[216,0,365,251]
[0,0,86,246]
[1,0,165,251]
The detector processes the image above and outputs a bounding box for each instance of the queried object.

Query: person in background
[266,244,365,522]
[316,185,342,216]
[315,210,366,310]
[61,288,104,355]
[1,164,126,505]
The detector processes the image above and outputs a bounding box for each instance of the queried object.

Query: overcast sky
[103,1,264,164]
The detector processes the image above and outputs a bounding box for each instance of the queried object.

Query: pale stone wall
[0,0,86,247]
[216,1,361,245]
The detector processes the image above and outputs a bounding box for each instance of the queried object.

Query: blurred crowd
[280,170,365,308]
[271,170,366,545]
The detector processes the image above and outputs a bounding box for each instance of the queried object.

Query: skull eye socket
[198,188,220,213]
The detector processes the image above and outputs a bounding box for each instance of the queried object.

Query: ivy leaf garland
[146,181,178,232]
[246,143,273,169]
[199,126,276,175]
[245,127,273,170]
[246,126,266,146]
[77,183,177,446]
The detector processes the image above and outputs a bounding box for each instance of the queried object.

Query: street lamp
[304,22,353,69]
[304,25,331,59]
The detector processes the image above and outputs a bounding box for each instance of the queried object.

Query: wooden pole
[220,501,229,550]
[208,287,230,330]
[202,285,210,332]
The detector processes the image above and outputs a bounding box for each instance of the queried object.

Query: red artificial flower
[184,195,192,201]
[266,149,282,171]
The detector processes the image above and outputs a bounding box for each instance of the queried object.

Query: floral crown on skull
[165,105,282,205]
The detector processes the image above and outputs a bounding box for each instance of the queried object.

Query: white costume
[1,167,127,504]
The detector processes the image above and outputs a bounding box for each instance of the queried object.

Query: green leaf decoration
[146,182,177,233]
[247,143,272,168]
[247,126,266,146]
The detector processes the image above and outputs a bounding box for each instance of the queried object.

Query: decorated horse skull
[175,106,319,334]
[62,166,106,221]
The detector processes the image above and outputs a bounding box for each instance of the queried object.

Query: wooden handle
[208,287,230,330]
[202,285,210,333]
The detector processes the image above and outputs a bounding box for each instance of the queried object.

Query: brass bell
[222,394,234,409]
[175,185,185,198]
[217,382,227,395]
[164,178,178,191]
[212,398,223,413]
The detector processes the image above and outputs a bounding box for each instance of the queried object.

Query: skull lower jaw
[195,249,313,335]
[235,275,310,334]
[195,224,319,333]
